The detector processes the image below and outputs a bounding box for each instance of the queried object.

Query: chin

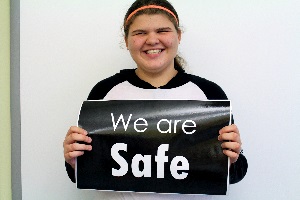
[140,66,168,73]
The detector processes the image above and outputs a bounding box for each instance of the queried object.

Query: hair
[123,0,186,70]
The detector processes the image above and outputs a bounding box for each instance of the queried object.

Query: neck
[135,67,178,88]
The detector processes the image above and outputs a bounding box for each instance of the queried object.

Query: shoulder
[87,69,133,100]
[184,73,228,100]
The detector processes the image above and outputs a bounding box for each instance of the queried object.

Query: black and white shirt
[88,68,228,101]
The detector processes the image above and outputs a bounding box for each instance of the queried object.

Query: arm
[218,124,248,184]
[63,126,92,183]
[229,153,248,184]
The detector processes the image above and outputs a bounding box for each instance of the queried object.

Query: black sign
[77,100,231,195]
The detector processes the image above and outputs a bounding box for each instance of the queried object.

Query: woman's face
[125,14,181,74]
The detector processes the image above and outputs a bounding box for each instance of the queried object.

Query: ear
[124,36,129,49]
[177,29,182,43]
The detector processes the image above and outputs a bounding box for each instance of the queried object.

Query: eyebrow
[157,27,173,31]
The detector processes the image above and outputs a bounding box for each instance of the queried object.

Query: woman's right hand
[63,126,92,169]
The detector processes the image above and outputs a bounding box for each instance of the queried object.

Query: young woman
[63,0,247,197]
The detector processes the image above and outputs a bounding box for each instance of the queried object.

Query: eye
[132,31,146,36]
[157,29,172,33]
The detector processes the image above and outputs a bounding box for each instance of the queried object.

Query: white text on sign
[111,143,189,179]
[111,113,196,134]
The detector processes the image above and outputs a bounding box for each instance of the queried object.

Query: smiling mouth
[145,49,163,54]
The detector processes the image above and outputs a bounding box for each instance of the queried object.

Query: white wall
[20,0,300,199]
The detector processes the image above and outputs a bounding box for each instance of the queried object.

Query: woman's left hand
[218,124,242,164]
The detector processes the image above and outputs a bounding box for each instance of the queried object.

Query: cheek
[166,40,178,50]
[164,36,178,48]
[128,39,139,50]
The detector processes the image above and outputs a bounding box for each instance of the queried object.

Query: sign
[76,100,231,195]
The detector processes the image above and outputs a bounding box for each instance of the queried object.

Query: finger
[65,142,92,154]
[66,158,76,168]
[219,124,239,135]
[66,126,88,136]
[222,149,239,163]
[64,143,92,163]
[64,150,85,161]
[221,142,241,153]
[218,132,241,143]
[64,133,92,146]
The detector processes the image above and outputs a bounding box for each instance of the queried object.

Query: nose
[146,32,159,45]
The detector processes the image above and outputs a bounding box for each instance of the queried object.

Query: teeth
[146,50,162,54]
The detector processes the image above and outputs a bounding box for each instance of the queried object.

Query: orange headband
[126,5,179,25]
